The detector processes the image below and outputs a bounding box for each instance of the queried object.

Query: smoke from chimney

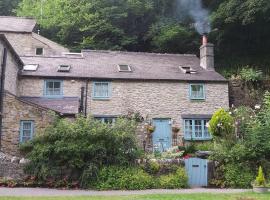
[176,0,211,35]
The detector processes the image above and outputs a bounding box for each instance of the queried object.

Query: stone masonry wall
[0,39,19,95]
[1,92,54,156]
[87,80,229,147]
[3,33,68,56]
[19,77,85,97]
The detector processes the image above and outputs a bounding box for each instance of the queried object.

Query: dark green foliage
[95,166,154,190]
[158,167,188,189]
[210,92,270,188]
[20,116,140,188]
[95,166,188,190]
[12,0,270,75]
[0,0,19,15]
[223,164,254,188]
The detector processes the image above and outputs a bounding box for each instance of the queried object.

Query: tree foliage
[20,116,141,188]
[0,0,19,15]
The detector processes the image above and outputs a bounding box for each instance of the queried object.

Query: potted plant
[253,166,269,193]
[146,125,155,135]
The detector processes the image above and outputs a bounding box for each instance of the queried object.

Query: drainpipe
[84,80,88,117]
[0,48,7,148]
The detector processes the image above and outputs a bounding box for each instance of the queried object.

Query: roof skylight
[118,64,132,72]
[179,66,197,74]
[23,64,39,71]
[58,65,71,72]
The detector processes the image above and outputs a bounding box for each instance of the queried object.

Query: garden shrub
[158,167,188,189]
[209,108,234,140]
[254,166,266,186]
[223,164,254,188]
[209,93,270,188]
[95,166,155,190]
[239,67,262,82]
[95,166,188,190]
[20,116,141,188]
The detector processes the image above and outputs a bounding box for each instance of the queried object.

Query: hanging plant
[172,126,180,133]
[146,125,155,135]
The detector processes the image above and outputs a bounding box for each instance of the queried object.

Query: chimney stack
[200,35,214,71]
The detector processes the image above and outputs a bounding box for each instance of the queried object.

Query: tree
[0,0,19,16]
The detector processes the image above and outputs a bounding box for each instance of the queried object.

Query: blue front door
[185,158,208,187]
[152,119,172,152]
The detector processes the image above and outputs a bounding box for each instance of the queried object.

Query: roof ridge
[0,16,35,20]
[20,55,84,60]
[82,50,196,57]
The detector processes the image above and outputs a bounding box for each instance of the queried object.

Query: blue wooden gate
[152,119,172,152]
[185,158,208,187]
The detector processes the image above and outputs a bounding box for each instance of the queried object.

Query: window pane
[194,120,202,138]
[94,82,109,98]
[45,81,62,96]
[184,120,192,138]
[191,85,204,99]
[22,137,31,143]
[23,122,31,130]
[23,130,31,137]
[204,120,210,138]
[54,82,61,89]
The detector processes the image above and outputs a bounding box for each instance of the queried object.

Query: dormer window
[58,65,71,72]
[118,64,132,72]
[36,48,43,55]
[23,64,39,71]
[180,66,197,74]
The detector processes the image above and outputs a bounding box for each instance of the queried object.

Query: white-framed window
[189,84,205,100]
[184,119,211,140]
[93,82,111,99]
[44,80,63,97]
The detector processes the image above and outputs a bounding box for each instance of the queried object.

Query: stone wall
[0,38,20,96]
[1,92,54,156]
[19,77,85,97]
[3,32,68,56]
[87,80,229,147]
[0,152,25,180]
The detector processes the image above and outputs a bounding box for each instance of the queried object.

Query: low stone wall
[0,152,26,180]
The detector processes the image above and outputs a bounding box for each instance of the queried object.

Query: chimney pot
[202,35,208,45]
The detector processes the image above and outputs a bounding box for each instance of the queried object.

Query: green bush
[254,166,266,187]
[209,108,235,141]
[239,67,262,82]
[20,116,141,188]
[95,166,188,190]
[95,166,154,190]
[224,164,254,188]
[158,167,188,189]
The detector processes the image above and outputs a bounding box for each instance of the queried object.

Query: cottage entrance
[185,158,208,187]
[152,119,172,152]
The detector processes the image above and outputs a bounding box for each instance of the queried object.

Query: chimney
[200,35,214,71]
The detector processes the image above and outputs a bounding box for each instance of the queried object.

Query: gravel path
[0,187,250,196]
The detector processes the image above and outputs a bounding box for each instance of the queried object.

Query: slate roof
[19,97,79,115]
[20,50,227,82]
[0,16,36,33]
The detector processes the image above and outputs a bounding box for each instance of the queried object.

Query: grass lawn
[0,193,269,200]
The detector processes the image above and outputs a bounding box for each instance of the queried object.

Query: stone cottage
[0,17,229,155]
